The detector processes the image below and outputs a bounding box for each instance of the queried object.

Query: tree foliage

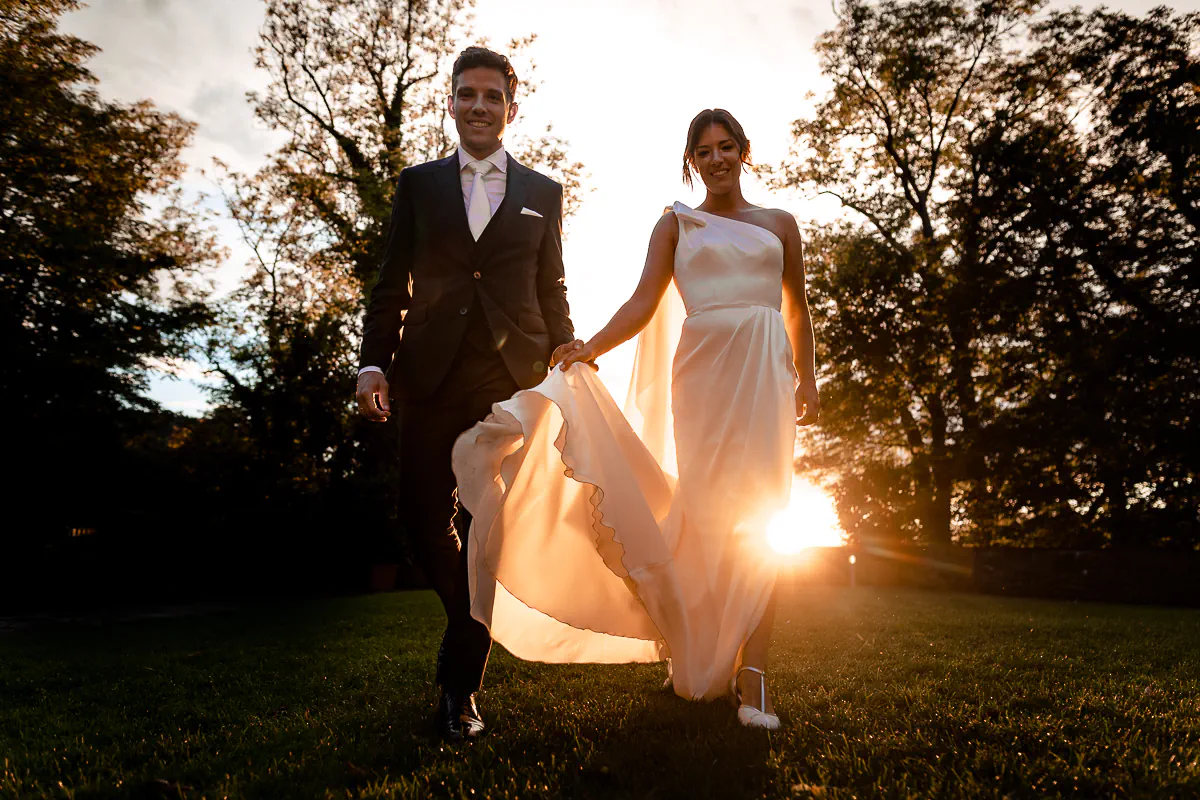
[779,0,1199,548]
[1,0,218,546]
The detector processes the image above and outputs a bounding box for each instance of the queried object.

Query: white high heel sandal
[732,666,781,730]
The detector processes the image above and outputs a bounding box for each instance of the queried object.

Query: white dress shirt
[458,144,508,215]
[358,145,509,379]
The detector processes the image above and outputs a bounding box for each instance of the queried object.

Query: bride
[451,108,819,729]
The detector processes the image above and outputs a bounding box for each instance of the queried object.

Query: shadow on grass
[227,679,778,800]
[565,694,778,799]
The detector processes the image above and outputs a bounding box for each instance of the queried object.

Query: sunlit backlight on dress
[766,480,846,554]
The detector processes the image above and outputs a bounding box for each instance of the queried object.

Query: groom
[356,46,581,741]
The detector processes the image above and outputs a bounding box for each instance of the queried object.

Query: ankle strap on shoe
[736,666,767,710]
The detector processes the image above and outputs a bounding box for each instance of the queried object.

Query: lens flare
[766,480,845,554]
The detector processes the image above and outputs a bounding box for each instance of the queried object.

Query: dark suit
[360,151,575,693]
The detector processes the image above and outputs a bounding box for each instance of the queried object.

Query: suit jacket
[359,152,575,400]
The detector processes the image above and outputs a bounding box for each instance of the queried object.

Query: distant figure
[356,46,583,742]
[453,109,820,730]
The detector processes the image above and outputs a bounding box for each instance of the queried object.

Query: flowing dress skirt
[452,298,796,700]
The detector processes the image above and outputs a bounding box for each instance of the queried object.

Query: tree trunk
[928,461,954,547]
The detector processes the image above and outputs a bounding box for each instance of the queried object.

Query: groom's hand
[357,371,391,422]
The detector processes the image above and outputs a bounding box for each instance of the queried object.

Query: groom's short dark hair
[452,46,519,104]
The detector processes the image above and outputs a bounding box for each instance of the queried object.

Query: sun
[766,479,846,554]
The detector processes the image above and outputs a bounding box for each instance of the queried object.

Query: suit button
[459,307,468,315]
[473,271,482,279]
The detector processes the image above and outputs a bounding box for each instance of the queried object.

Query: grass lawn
[1,585,1198,799]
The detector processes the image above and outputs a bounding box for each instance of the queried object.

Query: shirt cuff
[358,366,385,377]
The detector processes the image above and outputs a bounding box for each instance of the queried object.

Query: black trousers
[397,332,519,694]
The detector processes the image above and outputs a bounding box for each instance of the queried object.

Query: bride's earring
[732,666,780,730]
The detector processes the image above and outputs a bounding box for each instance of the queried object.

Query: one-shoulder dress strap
[671,201,708,228]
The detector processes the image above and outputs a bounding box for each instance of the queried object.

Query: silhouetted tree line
[2,0,219,592]
[2,0,1196,605]
[774,0,1199,550]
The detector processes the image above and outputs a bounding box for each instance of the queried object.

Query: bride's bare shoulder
[749,206,800,243]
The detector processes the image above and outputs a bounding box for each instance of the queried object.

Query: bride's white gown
[451,203,797,700]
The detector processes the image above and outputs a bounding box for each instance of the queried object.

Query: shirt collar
[457,144,508,173]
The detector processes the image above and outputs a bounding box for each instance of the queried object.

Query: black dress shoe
[436,691,486,742]
[457,693,486,739]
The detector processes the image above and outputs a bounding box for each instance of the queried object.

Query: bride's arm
[779,212,820,425]
[559,211,678,370]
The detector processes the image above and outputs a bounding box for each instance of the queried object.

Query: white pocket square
[520,207,543,218]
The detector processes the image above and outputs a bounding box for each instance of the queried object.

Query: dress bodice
[671,202,785,316]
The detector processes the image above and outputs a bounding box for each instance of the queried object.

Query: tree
[975,7,1200,548]
[777,0,1040,546]
[1,0,218,550]
[199,0,587,563]
[778,0,1199,548]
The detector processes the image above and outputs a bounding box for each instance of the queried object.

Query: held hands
[356,371,391,422]
[552,339,598,372]
[796,382,820,426]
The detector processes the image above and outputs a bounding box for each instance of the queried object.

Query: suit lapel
[434,154,475,256]
[475,154,527,252]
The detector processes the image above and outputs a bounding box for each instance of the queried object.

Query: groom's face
[449,67,518,158]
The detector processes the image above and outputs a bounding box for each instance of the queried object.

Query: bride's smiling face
[690,124,742,194]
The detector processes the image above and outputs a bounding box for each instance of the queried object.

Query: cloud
[61,0,274,174]
[60,1,282,301]
[186,80,282,171]
[650,0,837,54]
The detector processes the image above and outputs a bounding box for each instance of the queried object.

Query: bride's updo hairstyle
[682,108,753,188]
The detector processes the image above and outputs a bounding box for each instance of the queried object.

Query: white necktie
[467,160,493,241]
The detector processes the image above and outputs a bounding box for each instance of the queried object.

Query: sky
[60,0,1189,415]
